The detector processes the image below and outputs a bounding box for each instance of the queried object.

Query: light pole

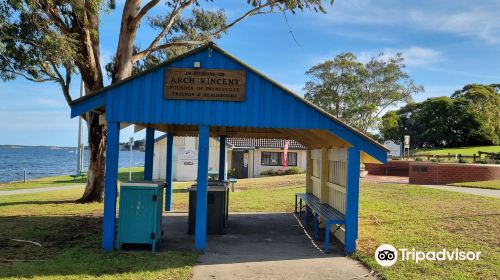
[76,79,84,173]
[129,137,134,181]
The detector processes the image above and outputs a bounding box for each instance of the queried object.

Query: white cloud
[322,0,500,44]
[358,46,444,67]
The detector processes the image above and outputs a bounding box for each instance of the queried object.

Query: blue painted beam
[218,135,226,181]
[344,147,360,255]
[144,128,155,181]
[70,93,107,118]
[195,125,210,252]
[102,121,120,252]
[165,132,174,211]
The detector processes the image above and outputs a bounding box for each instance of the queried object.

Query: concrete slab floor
[161,212,376,280]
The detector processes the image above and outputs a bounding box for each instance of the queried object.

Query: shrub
[430,158,442,163]
[284,167,303,175]
[260,169,278,176]
[227,168,236,178]
[475,159,489,164]
[458,158,469,164]
[415,157,423,162]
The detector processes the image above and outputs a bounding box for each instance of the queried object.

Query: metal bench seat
[295,192,346,253]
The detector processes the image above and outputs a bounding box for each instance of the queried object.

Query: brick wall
[409,162,500,185]
[365,160,410,176]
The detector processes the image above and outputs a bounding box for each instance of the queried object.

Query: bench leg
[314,213,319,239]
[299,199,303,219]
[305,206,310,229]
[294,195,297,214]
[325,222,331,254]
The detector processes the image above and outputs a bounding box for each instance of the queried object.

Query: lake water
[0,145,145,183]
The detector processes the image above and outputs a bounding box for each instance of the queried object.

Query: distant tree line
[380,84,500,148]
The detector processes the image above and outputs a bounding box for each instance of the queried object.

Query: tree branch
[130,0,161,27]
[49,61,73,105]
[134,40,205,60]
[211,1,276,38]
[133,0,277,62]
[132,0,195,62]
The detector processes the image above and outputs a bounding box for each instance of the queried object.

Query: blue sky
[1,0,499,146]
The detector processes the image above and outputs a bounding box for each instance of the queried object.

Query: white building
[153,136,306,181]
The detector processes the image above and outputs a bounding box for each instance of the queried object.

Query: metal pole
[129,137,134,181]
[77,79,84,173]
[23,169,26,183]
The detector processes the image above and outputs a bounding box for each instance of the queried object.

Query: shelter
[69,43,388,254]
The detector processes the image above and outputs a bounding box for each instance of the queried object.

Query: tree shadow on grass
[0,200,77,207]
[0,215,196,279]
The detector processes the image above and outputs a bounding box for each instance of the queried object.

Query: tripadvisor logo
[374,244,481,267]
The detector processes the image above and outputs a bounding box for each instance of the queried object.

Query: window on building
[261,152,298,166]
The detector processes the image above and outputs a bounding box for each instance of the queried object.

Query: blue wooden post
[218,135,226,181]
[144,127,155,181]
[195,125,210,252]
[165,132,174,211]
[344,147,360,254]
[102,121,120,252]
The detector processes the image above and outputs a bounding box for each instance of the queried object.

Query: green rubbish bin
[188,181,229,234]
[116,182,164,252]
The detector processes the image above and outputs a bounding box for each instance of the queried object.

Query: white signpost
[383,140,401,158]
[403,135,410,158]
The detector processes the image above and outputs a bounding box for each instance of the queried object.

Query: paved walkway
[418,184,500,199]
[363,174,499,199]
[0,185,83,196]
[361,174,409,184]
[162,212,376,280]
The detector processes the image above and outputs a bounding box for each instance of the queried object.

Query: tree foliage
[304,52,422,133]
[380,84,500,148]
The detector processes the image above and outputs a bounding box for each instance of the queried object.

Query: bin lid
[121,181,164,188]
[189,184,228,192]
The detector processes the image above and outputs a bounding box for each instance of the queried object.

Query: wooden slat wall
[311,149,321,197]
[327,148,347,214]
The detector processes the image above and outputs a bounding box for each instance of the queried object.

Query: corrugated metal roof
[227,138,306,149]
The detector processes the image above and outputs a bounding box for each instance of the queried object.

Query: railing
[409,151,500,162]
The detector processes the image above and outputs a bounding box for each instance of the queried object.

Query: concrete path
[162,213,376,280]
[0,185,83,196]
[419,184,500,199]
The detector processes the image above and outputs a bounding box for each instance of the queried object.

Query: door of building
[231,150,248,178]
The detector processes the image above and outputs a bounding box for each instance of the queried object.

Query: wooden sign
[164,68,246,101]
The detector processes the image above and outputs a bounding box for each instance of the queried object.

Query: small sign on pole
[403,135,410,158]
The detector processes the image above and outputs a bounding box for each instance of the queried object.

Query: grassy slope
[448,180,500,190]
[1,173,499,279]
[413,145,500,156]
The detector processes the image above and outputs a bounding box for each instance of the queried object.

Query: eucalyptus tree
[304,52,422,133]
[0,0,332,202]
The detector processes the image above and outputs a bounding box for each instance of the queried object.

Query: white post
[129,137,134,181]
[76,79,84,173]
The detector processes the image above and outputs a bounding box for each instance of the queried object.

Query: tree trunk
[77,112,107,203]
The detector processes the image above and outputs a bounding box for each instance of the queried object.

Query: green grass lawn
[448,180,500,190]
[413,145,500,156]
[0,167,145,191]
[1,171,499,279]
